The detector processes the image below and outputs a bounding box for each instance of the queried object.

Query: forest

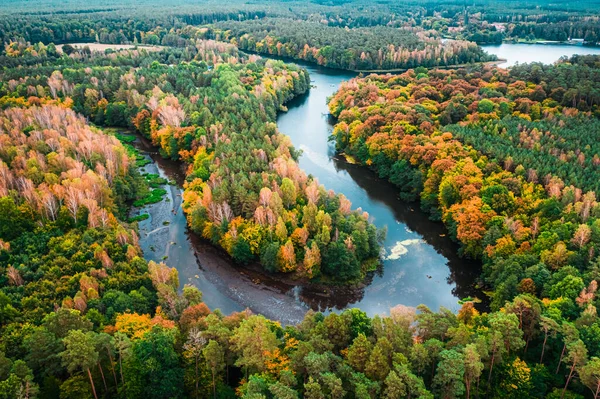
[327,54,600,398]
[2,0,600,398]
[2,0,599,73]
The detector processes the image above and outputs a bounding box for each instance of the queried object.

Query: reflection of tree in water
[297,271,373,312]
[331,154,488,309]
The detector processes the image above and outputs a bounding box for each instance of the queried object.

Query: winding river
[131,43,588,323]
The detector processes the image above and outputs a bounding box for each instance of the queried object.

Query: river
[130,64,480,322]
[131,43,583,323]
[276,63,482,315]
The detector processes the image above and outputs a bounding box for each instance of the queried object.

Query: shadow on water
[331,156,484,304]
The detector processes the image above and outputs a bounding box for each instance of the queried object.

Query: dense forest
[1,0,599,54]
[2,0,600,398]
[327,54,600,397]
[0,41,383,280]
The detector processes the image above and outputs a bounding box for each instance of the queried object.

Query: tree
[60,330,99,399]
[365,341,390,381]
[580,357,600,399]
[485,312,524,383]
[280,178,297,208]
[433,350,465,399]
[124,326,183,399]
[504,295,541,352]
[113,332,130,391]
[183,328,206,399]
[25,327,64,379]
[562,339,588,398]
[0,197,33,241]
[346,333,372,373]
[539,316,560,364]
[62,44,75,55]
[556,322,580,374]
[94,333,118,390]
[383,369,407,399]
[304,377,325,399]
[463,344,483,399]
[572,224,592,248]
[203,340,225,399]
[44,309,92,339]
[384,363,433,399]
[230,315,278,375]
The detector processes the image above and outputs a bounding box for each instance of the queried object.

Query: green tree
[346,333,372,373]
[579,357,600,399]
[463,344,483,399]
[365,342,390,381]
[433,350,465,399]
[562,340,588,398]
[60,330,99,399]
[203,340,225,399]
[124,326,184,399]
[230,315,278,376]
[183,328,206,399]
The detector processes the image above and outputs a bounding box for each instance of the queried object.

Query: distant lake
[482,43,600,67]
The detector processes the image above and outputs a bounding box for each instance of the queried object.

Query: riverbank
[353,59,507,74]
[239,48,502,75]
[125,50,500,321]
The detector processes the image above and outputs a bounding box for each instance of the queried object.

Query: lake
[482,43,600,67]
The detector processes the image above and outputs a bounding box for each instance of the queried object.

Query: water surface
[482,43,600,67]
[276,62,482,315]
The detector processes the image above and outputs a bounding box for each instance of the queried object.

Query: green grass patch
[112,133,150,167]
[143,173,168,188]
[128,213,150,223]
[133,188,167,207]
[115,133,137,143]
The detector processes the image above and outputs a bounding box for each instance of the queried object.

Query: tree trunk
[594,381,600,399]
[212,370,216,399]
[561,364,576,399]
[195,355,199,399]
[540,332,548,364]
[119,351,126,394]
[556,344,566,374]
[488,352,496,384]
[98,362,108,392]
[87,368,98,399]
[465,377,471,399]
[107,349,118,387]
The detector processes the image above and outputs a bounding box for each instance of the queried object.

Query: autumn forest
[2,0,600,398]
